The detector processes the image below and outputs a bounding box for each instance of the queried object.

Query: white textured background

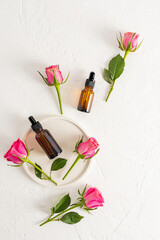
[0,0,160,239]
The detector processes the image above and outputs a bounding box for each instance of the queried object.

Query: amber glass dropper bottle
[77,72,95,113]
[28,116,62,159]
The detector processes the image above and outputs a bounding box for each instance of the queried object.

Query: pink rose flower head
[45,65,63,85]
[77,137,99,159]
[122,32,139,51]
[4,139,28,164]
[83,187,104,209]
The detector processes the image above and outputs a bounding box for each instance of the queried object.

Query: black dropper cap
[28,116,43,133]
[85,72,95,88]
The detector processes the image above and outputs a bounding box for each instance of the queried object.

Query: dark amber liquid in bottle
[78,86,94,113]
[35,129,62,159]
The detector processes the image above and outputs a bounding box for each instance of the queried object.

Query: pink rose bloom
[4,139,28,164]
[63,137,99,180]
[84,187,104,209]
[45,65,63,85]
[122,32,139,51]
[77,137,99,159]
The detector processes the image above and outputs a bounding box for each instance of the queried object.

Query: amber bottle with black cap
[28,116,62,159]
[77,72,95,113]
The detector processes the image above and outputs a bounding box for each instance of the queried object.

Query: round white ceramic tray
[23,115,91,188]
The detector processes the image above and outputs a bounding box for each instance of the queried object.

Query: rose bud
[83,187,104,209]
[63,137,99,180]
[45,65,63,85]
[77,137,99,159]
[117,32,143,60]
[38,65,70,115]
[4,138,28,164]
[122,32,139,51]
[4,139,57,185]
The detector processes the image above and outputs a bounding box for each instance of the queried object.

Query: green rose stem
[23,158,57,185]
[62,155,81,180]
[40,202,82,226]
[105,51,129,102]
[124,50,129,60]
[55,85,63,115]
[105,80,115,102]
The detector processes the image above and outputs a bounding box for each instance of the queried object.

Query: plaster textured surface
[0,0,160,239]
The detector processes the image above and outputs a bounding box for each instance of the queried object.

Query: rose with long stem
[38,65,70,115]
[63,137,99,180]
[103,32,143,102]
[40,185,104,226]
[4,139,57,185]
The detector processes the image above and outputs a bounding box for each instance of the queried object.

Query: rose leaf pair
[40,185,104,226]
[3,139,68,185]
[35,158,67,181]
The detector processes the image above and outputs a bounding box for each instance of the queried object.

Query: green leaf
[103,68,113,84]
[51,158,67,171]
[55,194,71,213]
[34,163,42,179]
[61,212,84,224]
[109,54,125,80]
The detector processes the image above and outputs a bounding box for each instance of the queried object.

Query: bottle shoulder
[82,87,94,94]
